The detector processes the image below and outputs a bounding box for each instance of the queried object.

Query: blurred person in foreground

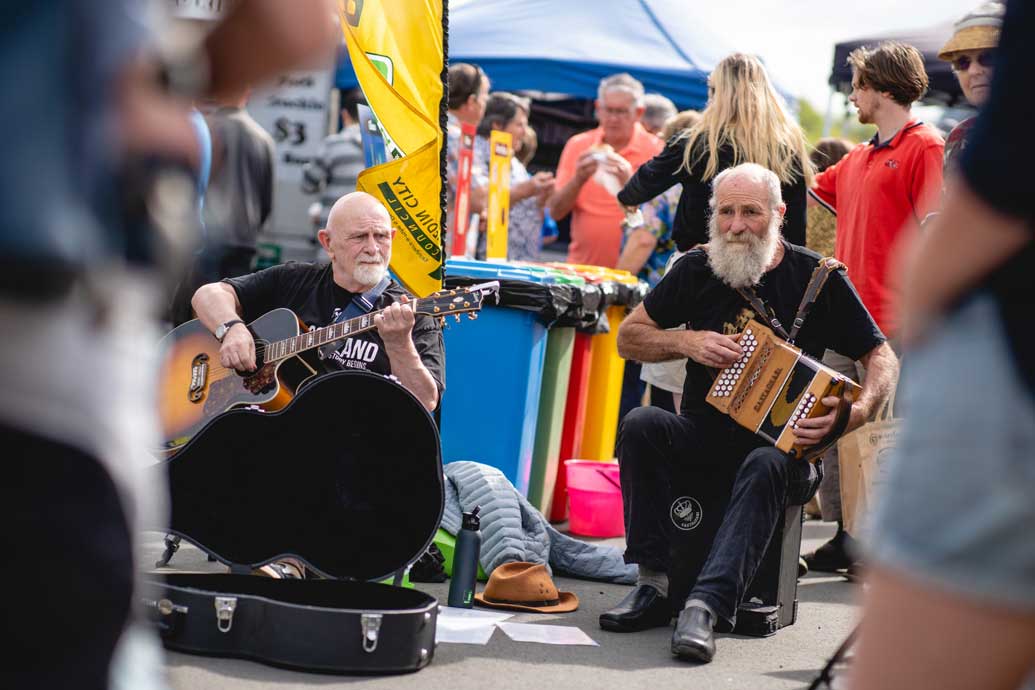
[640,93,678,136]
[850,1,1035,688]
[619,109,701,414]
[474,93,554,261]
[618,53,813,253]
[0,2,335,688]
[805,42,944,573]
[604,163,896,664]
[550,73,663,268]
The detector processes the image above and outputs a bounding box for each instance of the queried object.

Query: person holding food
[549,73,664,268]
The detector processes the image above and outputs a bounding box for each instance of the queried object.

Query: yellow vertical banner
[339,0,446,297]
[486,130,513,260]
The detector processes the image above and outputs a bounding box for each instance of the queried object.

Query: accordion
[706,319,861,461]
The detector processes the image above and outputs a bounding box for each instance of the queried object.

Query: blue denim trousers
[616,407,822,629]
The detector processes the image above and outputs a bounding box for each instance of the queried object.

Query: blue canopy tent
[336,0,793,111]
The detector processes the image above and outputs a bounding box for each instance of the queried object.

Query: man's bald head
[326,191,391,234]
[710,163,783,213]
[318,192,395,291]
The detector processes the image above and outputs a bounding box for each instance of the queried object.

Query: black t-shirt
[643,242,885,418]
[959,0,1035,396]
[617,139,807,250]
[224,262,445,391]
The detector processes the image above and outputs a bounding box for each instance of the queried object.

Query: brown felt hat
[473,562,579,613]
[938,2,1004,60]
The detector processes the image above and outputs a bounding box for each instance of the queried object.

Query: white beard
[706,215,781,288]
[352,258,387,287]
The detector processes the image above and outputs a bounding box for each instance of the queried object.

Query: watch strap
[217,319,244,341]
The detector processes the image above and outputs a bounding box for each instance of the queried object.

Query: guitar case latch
[361,613,383,653]
[214,596,238,633]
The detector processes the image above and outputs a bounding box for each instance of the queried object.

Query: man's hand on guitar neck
[373,295,416,349]
[221,323,256,373]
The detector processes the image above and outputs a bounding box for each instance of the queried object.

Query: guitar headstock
[416,281,500,319]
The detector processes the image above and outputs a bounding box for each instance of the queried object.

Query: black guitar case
[143,370,444,674]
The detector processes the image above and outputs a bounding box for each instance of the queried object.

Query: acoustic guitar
[156,281,499,455]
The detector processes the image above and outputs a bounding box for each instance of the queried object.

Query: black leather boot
[671,606,716,662]
[599,585,672,632]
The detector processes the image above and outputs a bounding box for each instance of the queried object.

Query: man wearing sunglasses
[939,2,1004,172]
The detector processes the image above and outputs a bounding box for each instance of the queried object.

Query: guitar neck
[265,307,395,363]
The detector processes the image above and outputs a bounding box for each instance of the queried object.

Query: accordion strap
[736,257,846,345]
[788,258,846,344]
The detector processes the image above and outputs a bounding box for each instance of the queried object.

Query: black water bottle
[447,506,482,608]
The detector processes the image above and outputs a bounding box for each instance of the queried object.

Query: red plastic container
[548,333,594,522]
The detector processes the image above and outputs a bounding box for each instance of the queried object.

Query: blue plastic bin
[439,259,554,494]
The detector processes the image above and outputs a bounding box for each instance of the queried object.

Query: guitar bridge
[189,353,210,403]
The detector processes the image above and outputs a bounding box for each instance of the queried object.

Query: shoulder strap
[787,258,846,344]
[333,276,392,323]
[735,286,790,340]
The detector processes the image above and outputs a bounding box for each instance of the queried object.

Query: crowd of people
[4,0,1033,687]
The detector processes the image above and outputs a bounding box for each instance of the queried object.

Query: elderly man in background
[602,163,897,664]
[550,73,663,268]
[641,93,678,137]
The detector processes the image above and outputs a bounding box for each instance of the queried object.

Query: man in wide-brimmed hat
[938,2,1004,172]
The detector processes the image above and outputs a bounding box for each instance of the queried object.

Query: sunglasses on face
[952,51,995,72]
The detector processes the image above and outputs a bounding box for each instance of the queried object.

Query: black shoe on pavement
[671,606,716,663]
[804,528,858,573]
[599,585,672,632]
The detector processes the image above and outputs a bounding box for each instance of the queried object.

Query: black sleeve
[960,0,1035,223]
[642,252,698,328]
[223,264,297,321]
[617,137,686,206]
[821,269,886,360]
[781,175,807,246]
[411,315,446,393]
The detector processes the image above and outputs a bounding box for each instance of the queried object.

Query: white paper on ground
[497,622,599,646]
[435,606,514,645]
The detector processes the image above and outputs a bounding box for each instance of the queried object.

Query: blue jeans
[617,407,822,629]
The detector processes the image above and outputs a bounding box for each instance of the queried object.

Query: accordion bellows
[706,319,862,460]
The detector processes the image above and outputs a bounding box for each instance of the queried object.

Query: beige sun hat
[938,2,1005,61]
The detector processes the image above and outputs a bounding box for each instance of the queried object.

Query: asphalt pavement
[140,520,858,690]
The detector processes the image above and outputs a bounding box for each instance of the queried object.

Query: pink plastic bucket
[565,459,625,537]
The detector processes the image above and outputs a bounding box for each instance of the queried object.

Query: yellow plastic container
[579,303,628,460]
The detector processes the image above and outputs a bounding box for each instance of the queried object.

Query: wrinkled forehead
[331,207,392,235]
[714,176,769,209]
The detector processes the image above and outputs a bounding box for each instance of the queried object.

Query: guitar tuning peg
[454,314,461,323]
[438,317,446,328]
[467,313,478,320]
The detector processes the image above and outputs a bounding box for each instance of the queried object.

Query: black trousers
[616,407,822,629]
[1,425,133,690]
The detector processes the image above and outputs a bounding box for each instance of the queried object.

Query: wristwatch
[215,319,245,342]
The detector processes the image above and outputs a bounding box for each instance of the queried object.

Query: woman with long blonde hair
[618,53,814,249]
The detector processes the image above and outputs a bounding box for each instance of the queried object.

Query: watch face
[216,325,227,340]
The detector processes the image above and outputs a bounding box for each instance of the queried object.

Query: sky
[684,0,979,111]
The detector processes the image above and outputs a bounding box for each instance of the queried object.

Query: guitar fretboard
[265,311,384,362]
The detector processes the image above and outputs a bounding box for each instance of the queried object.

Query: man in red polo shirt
[551,73,664,268]
[811,42,944,337]
[806,41,943,572]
